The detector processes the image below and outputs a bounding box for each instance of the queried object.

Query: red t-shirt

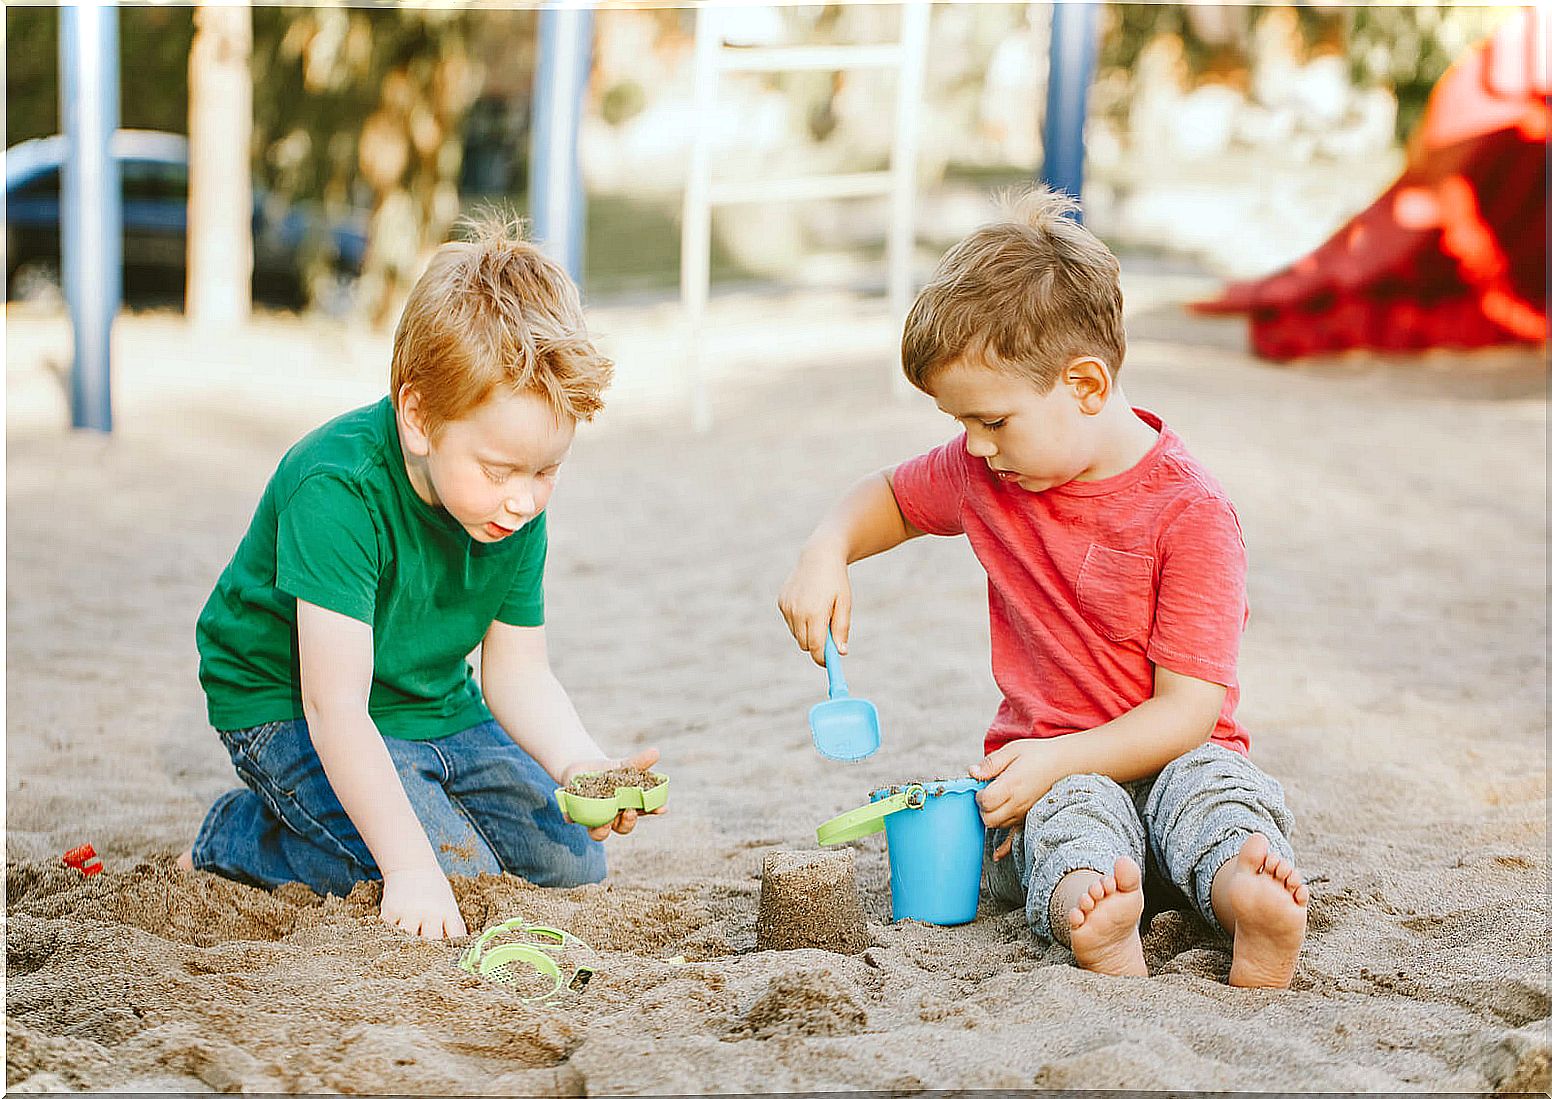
[890,409,1251,756]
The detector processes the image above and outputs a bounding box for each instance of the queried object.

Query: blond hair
[901,187,1125,392]
[389,212,613,434]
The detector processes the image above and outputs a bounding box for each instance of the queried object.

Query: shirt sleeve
[890,434,972,536]
[494,510,548,627]
[1146,497,1248,687]
[275,476,381,624]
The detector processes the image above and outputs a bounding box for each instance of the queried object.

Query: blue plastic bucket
[816,779,987,926]
[875,779,986,925]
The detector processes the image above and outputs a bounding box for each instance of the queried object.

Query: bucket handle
[816,783,925,846]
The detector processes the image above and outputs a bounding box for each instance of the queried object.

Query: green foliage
[599,80,647,129]
[1347,5,1511,140]
[5,6,192,147]
[250,7,481,211]
[6,7,57,146]
[1099,4,1183,79]
[1096,3,1518,142]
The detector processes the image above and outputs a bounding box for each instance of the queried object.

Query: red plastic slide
[1194,8,1548,360]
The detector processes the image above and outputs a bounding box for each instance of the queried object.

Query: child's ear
[397,385,433,457]
[1065,357,1111,413]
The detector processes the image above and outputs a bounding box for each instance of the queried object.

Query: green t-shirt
[196,397,547,740]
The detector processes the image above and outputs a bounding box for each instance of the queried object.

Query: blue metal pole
[60,4,121,433]
[530,4,593,283]
[1041,1,1099,218]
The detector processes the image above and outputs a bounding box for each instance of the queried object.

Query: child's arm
[296,600,467,939]
[480,620,662,841]
[778,468,924,666]
[970,666,1227,859]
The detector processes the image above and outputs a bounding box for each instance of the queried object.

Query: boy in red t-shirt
[779,188,1308,987]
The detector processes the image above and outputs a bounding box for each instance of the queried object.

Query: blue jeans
[191,718,606,896]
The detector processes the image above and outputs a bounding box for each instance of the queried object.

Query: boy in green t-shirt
[181,217,658,939]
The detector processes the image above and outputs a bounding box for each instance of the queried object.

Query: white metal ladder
[679,2,932,431]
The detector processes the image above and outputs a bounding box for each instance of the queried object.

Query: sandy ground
[5,272,1548,1093]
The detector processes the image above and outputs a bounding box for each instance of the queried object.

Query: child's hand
[778,546,852,666]
[970,739,1074,859]
[560,748,666,841]
[380,866,468,939]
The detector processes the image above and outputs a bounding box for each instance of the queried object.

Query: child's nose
[966,434,996,458]
[504,483,536,517]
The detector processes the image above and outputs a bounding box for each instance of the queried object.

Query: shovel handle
[823,629,850,699]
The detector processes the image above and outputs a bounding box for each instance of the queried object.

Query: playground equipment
[1195,8,1547,359]
[677,2,1099,430]
[58,4,121,433]
[680,2,932,431]
[57,2,1099,435]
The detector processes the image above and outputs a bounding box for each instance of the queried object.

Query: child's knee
[1026,772,1131,829]
[527,840,607,888]
[1148,744,1294,842]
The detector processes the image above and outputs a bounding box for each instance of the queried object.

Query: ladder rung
[717,44,903,73]
[709,171,896,206]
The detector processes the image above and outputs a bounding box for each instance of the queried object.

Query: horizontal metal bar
[708,171,895,206]
[717,44,902,72]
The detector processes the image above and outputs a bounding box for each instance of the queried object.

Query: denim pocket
[1077,543,1156,643]
[218,720,288,767]
[244,720,315,799]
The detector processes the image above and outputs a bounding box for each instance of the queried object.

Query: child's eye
[983,418,1007,430]
[481,465,507,483]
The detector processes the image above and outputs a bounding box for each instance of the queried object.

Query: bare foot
[1212,832,1308,989]
[175,848,195,871]
[1063,856,1147,977]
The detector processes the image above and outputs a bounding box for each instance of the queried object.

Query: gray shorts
[983,742,1294,943]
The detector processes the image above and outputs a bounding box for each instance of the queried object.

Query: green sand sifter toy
[458,918,600,1003]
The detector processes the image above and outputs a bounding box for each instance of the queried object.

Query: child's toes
[1238,832,1271,872]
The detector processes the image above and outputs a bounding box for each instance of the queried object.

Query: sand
[566,769,666,800]
[757,848,868,954]
[5,273,1548,1093]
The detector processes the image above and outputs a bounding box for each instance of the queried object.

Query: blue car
[5,129,367,309]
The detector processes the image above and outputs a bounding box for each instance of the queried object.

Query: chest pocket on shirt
[1077,543,1156,643]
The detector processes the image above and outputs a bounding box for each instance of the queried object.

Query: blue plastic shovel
[808,629,882,762]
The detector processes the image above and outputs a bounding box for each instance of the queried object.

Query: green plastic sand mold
[458,917,599,1003]
[554,772,670,828]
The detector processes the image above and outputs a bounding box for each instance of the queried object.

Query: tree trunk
[186,2,252,325]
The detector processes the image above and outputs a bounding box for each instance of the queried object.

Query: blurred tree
[250,7,492,323]
[1095,3,1515,141]
[1346,5,1509,140]
[8,7,514,316]
[6,6,192,146]
[187,2,253,325]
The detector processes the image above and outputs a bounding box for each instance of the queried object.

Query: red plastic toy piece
[62,843,104,876]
